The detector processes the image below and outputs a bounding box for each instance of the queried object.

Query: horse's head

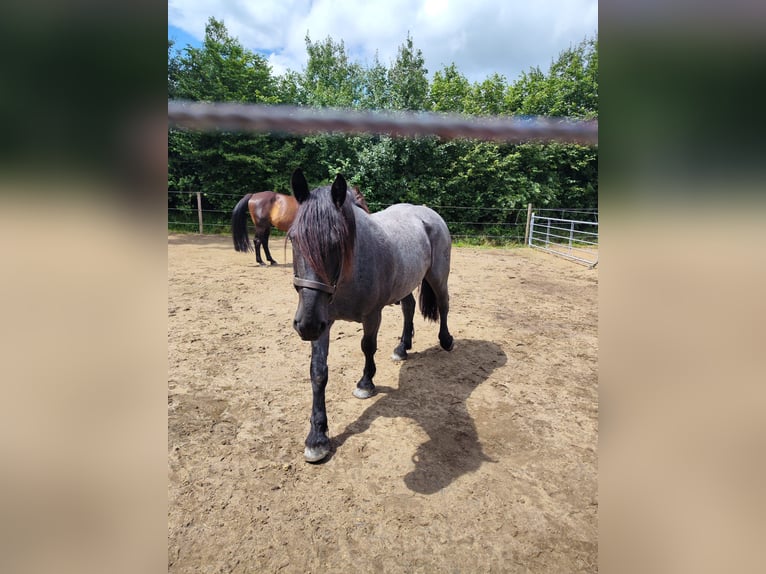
[351,186,370,214]
[289,168,356,341]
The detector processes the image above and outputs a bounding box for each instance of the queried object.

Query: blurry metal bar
[168,101,598,145]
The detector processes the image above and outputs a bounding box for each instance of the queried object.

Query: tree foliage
[388,33,429,111]
[429,64,470,112]
[507,37,598,118]
[173,18,276,103]
[296,34,364,107]
[168,22,598,238]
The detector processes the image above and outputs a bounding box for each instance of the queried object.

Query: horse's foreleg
[353,311,381,399]
[392,293,415,361]
[305,327,332,462]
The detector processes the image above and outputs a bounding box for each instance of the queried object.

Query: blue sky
[168,25,202,53]
[168,0,597,84]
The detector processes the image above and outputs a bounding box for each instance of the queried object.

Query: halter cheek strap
[293,276,336,296]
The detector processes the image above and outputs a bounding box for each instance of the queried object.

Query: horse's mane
[291,186,357,285]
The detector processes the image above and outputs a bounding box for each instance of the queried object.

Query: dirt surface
[168,233,598,573]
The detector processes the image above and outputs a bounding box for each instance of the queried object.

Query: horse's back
[361,203,451,300]
[249,191,277,206]
[372,204,450,252]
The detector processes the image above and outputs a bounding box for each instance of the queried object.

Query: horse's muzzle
[293,286,330,341]
[293,318,327,341]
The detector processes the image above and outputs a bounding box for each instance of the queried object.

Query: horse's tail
[232,193,254,252]
[418,279,440,322]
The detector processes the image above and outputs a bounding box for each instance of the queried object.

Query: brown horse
[232,191,298,265]
[232,187,370,265]
[350,185,370,214]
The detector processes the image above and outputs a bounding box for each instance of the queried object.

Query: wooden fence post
[196,192,203,234]
[524,203,533,245]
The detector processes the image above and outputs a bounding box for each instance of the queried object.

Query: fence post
[569,220,574,249]
[196,192,203,234]
[524,203,533,245]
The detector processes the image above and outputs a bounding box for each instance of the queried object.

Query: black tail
[232,193,254,252]
[419,278,440,322]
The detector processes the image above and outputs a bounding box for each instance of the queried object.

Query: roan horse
[288,168,454,462]
[232,188,370,265]
[232,191,298,265]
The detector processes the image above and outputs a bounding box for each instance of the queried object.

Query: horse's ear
[331,174,347,209]
[291,168,310,203]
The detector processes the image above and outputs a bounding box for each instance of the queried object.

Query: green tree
[506,36,597,118]
[275,70,303,104]
[583,37,598,118]
[505,66,546,115]
[465,73,508,116]
[388,33,429,111]
[299,34,363,107]
[359,53,391,109]
[428,63,470,112]
[168,40,181,100]
[174,17,276,103]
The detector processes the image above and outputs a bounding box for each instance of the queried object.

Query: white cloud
[168,0,597,83]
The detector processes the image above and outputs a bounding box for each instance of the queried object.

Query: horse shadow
[331,339,507,494]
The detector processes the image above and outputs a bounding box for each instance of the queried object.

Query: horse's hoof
[441,337,455,352]
[353,387,375,399]
[391,351,407,362]
[304,445,330,462]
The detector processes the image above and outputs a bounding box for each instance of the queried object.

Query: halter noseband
[293,276,336,296]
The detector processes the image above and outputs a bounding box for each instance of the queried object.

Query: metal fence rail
[168,101,598,145]
[528,213,599,267]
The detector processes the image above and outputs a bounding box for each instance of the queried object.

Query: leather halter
[293,276,336,296]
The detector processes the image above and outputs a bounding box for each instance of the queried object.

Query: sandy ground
[168,233,598,573]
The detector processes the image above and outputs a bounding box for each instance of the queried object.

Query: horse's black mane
[291,186,357,285]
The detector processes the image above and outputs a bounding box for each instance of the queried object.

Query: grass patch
[451,235,526,248]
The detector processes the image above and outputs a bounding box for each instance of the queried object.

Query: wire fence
[168,189,597,246]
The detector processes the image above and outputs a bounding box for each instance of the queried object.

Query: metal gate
[528,213,598,268]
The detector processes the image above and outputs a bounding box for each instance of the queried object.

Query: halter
[293,258,343,301]
[293,276,336,296]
